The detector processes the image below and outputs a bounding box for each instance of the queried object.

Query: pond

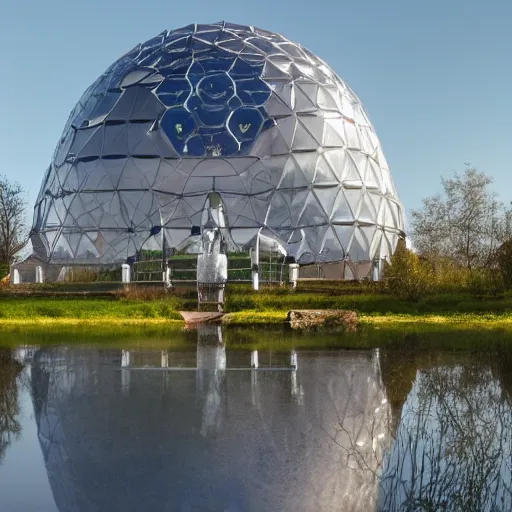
[0,328,511,511]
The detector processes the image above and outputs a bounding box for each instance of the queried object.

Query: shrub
[384,242,434,300]
[467,268,504,298]
[496,240,512,289]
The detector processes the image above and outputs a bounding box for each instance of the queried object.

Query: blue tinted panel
[229,107,264,142]
[230,58,264,78]
[236,77,271,106]
[211,132,238,156]
[197,73,235,105]
[196,104,230,127]
[184,135,205,156]
[161,109,195,152]
[157,79,191,106]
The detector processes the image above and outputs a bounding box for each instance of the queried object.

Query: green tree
[0,349,23,464]
[411,166,510,270]
[0,176,28,265]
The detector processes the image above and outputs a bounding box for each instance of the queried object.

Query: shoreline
[2,311,512,351]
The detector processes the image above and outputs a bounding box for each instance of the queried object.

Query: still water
[0,332,511,511]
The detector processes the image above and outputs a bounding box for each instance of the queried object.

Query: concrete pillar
[289,263,299,288]
[121,350,131,368]
[121,264,131,283]
[250,243,259,291]
[164,265,172,288]
[290,350,298,369]
[372,258,384,281]
[121,350,131,394]
[12,268,20,285]
[251,350,259,369]
[35,265,44,284]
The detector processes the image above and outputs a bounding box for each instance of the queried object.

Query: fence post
[289,263,299,288]
[165,264,172,288]
[12,268,20,285]
[372,258,382,281]
[251,350,259,369]
[250,243,259,291]
[121,264,131,284]
[290,350,298,369]
[35,266,44,284]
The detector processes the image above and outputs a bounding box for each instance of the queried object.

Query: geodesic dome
[30,21,404,269]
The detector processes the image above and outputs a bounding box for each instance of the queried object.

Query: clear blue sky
[1,0,511,228]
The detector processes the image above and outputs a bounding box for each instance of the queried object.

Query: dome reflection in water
[29,331,390,512]
[1,340,511,511]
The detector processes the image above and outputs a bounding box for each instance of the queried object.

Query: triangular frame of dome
[44,229,62,255]
[127,124,160,157]
[76,233,101,258]
[45,201,63,228]
[76,126,103,158]
[333,225,353,253]
[292,118,319,151]
[314,154,339,185]
[320,226,345,261]
[358,192,378,225]
[250,194,272,222]
[274,116,295,150]
[323,117,346,148]
[341,151,364,182]
[265,191,294,227]
[81,159,109,191]
[346,226,369,262]
[364,158,382,190]
[301,224,329,253]
[117,158,150,190]
[240,166,274,195]
[344,119,361,150]
[265,127,290,156]
[358,125,376,155]
[322,149,348,181]
[62,232,83,257]
[100,157,128,189]
[350,151,369,181]
[102,125,129,157]
[131,157,160,188]
[298,190,329,227]
[70,126,101,159]
[129,88,166,122]
[277,155,309,189]
[292,151,317,178]
[344,188,362,220]
[312,186,339,218]
[263,57,292,78]
[297,115,324,147]
[293,82,317,113]
[331,189,355,224]
[317,86,339,111]
[108,89,138,122]
[264,91,294,117]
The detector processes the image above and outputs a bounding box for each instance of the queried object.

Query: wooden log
[287,309,359,331]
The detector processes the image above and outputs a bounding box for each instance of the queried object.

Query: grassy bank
[2,284,512,348]
[2,310,512,350]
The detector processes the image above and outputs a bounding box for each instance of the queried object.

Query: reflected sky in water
[0,338,511,511]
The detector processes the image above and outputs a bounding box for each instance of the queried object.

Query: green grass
[225,287,512,315]
[0,297,185,320]
[2,283,512,351]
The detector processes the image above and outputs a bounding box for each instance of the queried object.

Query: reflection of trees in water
[379,361,512,511]
[0,349,23,463]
